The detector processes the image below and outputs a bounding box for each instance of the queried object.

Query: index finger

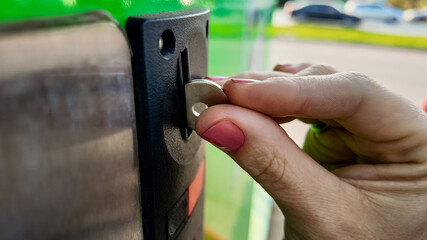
[225,72,366,119]
[223,72,427,141]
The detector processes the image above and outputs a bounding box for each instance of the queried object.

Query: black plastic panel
[126,9,209,240]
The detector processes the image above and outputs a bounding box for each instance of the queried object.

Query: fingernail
[274,64,294,71]
[200,121,245,152]
[205,76,229,81]
[274,64,293,69]
[231,79,256,84]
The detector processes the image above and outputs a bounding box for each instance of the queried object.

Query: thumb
[195,104,354,215]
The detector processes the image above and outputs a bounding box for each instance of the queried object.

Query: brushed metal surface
[0,14,142,240]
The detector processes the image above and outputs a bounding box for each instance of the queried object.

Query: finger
[332,162,427,180]
[284,64,337,126]
[224,72,366,119]
[225,66,345,123]
[196,105,340,197]
[208,65,336,123]
[196,104,361,235]
[285,64,337,125]
[223,72,427,142]
[205,76,229,81]
[274,62,312,74]
[204,76,229,87]
[230,64,336,83]
[207,64,337,87]
[229,63,334,81]
[304,125,414,177]
[304,118,427,168]
[295,64,337,76]
[333,127,427,164]
[231,71,292,80]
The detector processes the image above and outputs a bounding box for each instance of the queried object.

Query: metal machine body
[0,9,210,240]
[0,12,143,239]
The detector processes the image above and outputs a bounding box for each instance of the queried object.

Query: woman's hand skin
[198,64,427,239]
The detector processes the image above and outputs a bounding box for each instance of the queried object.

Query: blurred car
[291,5,361,27]
[403,8,427,23]
[388,6,404,21]
[345,4,399,23]
[410,15,427,23]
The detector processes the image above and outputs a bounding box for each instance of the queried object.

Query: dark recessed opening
[159,29,175,59]
[205,21,209,38]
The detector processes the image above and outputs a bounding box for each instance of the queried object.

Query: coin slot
[178,49,193,140]
[205,20,209,38]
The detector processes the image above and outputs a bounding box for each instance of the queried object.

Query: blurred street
[273,9,427,37]
[266,38,427,239]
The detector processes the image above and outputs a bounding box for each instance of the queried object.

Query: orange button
[187,159,205,216]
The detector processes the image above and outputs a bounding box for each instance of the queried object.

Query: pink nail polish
[200,121,245,152]
[231,79,255,84]
[205,76,229,81]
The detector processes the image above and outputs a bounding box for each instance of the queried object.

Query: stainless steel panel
[0,13,142,240]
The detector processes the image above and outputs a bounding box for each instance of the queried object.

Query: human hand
[198,64,427,239]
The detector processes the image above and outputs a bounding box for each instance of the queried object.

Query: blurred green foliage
[268,24,427,50]
[388,0,427,9]
[0,0,211,25]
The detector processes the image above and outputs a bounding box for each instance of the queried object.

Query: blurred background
[1,0,426,240]
[267,1,427,239]
[209,0,427,239]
